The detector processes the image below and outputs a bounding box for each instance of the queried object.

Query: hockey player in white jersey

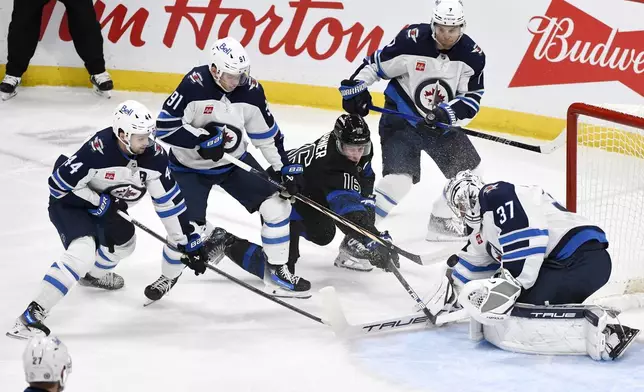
[339,0,484,241]
[7,100,225,339]
[425,170,639,360]
[155,36,310,298]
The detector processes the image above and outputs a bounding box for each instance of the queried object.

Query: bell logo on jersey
[510,0,644,97]
[203,105,214,114]
[415,60,427,72]
[104,171,115,180]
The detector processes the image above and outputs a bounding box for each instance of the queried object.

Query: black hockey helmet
[333,114,370,145]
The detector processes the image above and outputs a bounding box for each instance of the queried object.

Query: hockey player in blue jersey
[340,0,485,241]
[423,170,639,360]
[154,36,309,298]
[6,100,225,339]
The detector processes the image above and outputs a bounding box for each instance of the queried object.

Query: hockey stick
[368,105,565,154]
[223,153,439,324]
[222,153,431,266]
[320,286,467,338]
[116,210,325,325]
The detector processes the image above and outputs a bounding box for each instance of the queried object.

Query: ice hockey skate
[144,274,181,305]
[426,214,467,242]
[264,264,311,299]
[6,301,50,340]
[90,71,113,98]
[334,236,374,272]
[78,271,125,290]
[0,74,21,101]
[202,227,236,266]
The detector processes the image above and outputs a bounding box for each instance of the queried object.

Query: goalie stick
[320,286,468,338]
[223,153,439,324]
[368,105,565,154]
[116,210,325,325]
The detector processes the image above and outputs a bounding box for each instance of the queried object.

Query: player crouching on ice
[179,114,400,292]
[7,100,227,340]
[425,170,639,360]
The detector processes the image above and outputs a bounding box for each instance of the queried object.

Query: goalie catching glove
[458,268,522,325]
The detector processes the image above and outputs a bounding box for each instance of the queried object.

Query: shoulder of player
[389,24,436,55]
[479,181,516,212]
[177,65,217,98]
[74,128,119,161]
[136,142,169,173]
[450,34,485,70]
[229,77,267,107]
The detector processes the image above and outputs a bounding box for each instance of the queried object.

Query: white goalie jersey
[451,182,608,290]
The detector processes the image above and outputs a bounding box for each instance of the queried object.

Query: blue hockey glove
[419,103,457,137]
[179,234,207,276]
[360,194,376,209]
[339,79,372,116]
[197,124,224,162]
[88,194,127,218]
[280,164,305,198]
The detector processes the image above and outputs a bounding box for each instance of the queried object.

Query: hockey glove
[418,103,457,137]
[179,234,208,276]
[339,79,372,116]
[197,125,225,162]
[360,194,376,210]
[365,231,400,272]
[88,194,127,218]
[280,164,305,199]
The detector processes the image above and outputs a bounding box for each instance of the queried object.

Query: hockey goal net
[566,103,644,308]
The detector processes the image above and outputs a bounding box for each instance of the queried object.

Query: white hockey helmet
[209,37,251,93]
[443,170,484,229]
[431,0,466,41]
[23,336,72,390]
[112,100,156,154]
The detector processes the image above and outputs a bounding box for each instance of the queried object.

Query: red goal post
[566,103,644,307]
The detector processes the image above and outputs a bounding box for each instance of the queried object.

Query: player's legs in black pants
[58,0,106,75]
[517,241,612,305]
[5,0,52,78]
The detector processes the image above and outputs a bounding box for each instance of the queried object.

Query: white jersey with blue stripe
[47,128,193,242]
[156,65,289,174]
[452,182,608,290]
[352,24,485,123]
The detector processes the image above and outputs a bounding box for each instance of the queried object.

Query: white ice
[1,87,644,392]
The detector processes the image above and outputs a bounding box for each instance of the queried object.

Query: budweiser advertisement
[510,0,644,97]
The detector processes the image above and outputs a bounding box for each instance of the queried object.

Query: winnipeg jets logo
[471,44,484,55]
[154,143,164,156]
[189,71,204,87]
[483,184,498,194]
[89,136,104,155]
[407,28,419,43]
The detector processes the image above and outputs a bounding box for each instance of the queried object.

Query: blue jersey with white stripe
[351,24,485,124]
[451,182,608,289]
[157,65,289,174]
[48,128,193,241]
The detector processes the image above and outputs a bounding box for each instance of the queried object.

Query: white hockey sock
[35,236,95,311]
[88,235,136,278]
[259,194,291,265]
[161,245,185,279]
[374,174,413,222]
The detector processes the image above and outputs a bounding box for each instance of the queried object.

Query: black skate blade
[611,327,641,360]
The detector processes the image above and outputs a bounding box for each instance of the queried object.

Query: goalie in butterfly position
[424,170,639,361]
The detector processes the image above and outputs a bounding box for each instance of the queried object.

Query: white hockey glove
[419,269,459,315]
[458,269,522,325]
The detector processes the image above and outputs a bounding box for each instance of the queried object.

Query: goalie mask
[443,170,484,229]
[333,114,372,163]
[210,37,251,93]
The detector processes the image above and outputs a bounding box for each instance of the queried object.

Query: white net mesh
[571,104,644,304]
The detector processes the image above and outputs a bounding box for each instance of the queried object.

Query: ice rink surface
[1,87,643,391]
